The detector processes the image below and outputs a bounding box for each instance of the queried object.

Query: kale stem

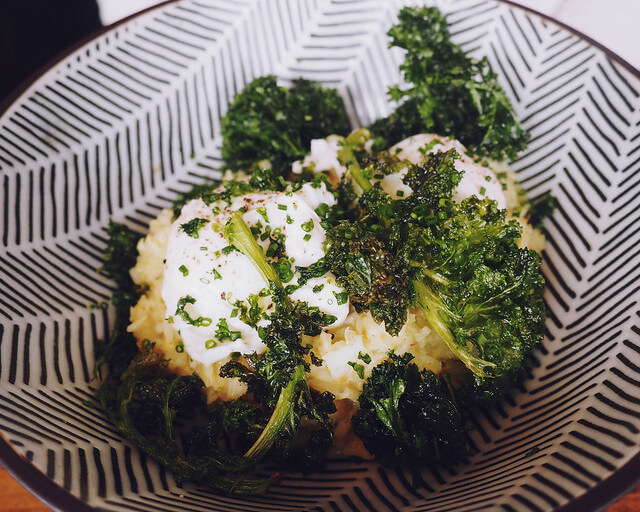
[225,211,284,292]
[162,378,180,445]
[338,129,373,193]
[347,163,372,192]
[413,280,496,378]
[243,364,305,461]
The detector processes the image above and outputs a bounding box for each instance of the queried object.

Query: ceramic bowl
[1,1,639,510]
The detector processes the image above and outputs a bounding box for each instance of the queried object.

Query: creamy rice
[127,144,545,451]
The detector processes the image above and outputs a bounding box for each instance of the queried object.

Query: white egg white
[294,132,507,209]
[162,182,349,365]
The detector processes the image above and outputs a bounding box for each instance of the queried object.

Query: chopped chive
[315,203,329,217]
[180,217,209,238]
[175,295,212,327]
[214,317,242,342]
[357,351,371,364]
[348,361,365,379]
[256,206,269,223]
[333,291,348,305]
[301,219,314,232]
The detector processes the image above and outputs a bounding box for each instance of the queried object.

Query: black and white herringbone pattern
[1,1,639,510]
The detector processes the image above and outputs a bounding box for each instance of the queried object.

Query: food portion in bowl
[96,6,553,494]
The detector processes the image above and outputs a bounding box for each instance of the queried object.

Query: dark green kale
[368,97,426,154]
[289,78,351,150]
[526,193,558,230]
[128,373,204,439]
[99,344,277,494]
[369,6,529,161]
[186,399,267,460]
[95,221,142,396]
[221,76,350,175]
[352,352,467,472]
[456,366,525,409]
[100,220,141,291]
[330,146,546,381]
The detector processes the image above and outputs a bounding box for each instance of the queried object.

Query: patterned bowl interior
[1,0,639,511]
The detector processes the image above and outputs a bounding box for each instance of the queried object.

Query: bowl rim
[0,1,638,510]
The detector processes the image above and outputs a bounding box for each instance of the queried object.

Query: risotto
[126,133,545,454]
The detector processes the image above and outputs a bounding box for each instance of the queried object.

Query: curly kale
[323,222,413,335]
[330,146,546,381]
[526,193,558,230]
[221,76,350,175]
[186,399,266,459]
[99,345,278,494]
[352,352,467,472]
[95,221,142,401]
[370,6,529,161]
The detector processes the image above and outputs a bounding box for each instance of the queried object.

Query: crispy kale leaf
[102,346,278,494]
[369,6,529,161]
[352,352,467,471]
[95,221,142,396]
[329,147,546,380]
[323,222,413,335]
[221,76,350,175]
[526,193,558,230]
[220,212,337,470]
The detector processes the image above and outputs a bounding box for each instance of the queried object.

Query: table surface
[0,464,638,511]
